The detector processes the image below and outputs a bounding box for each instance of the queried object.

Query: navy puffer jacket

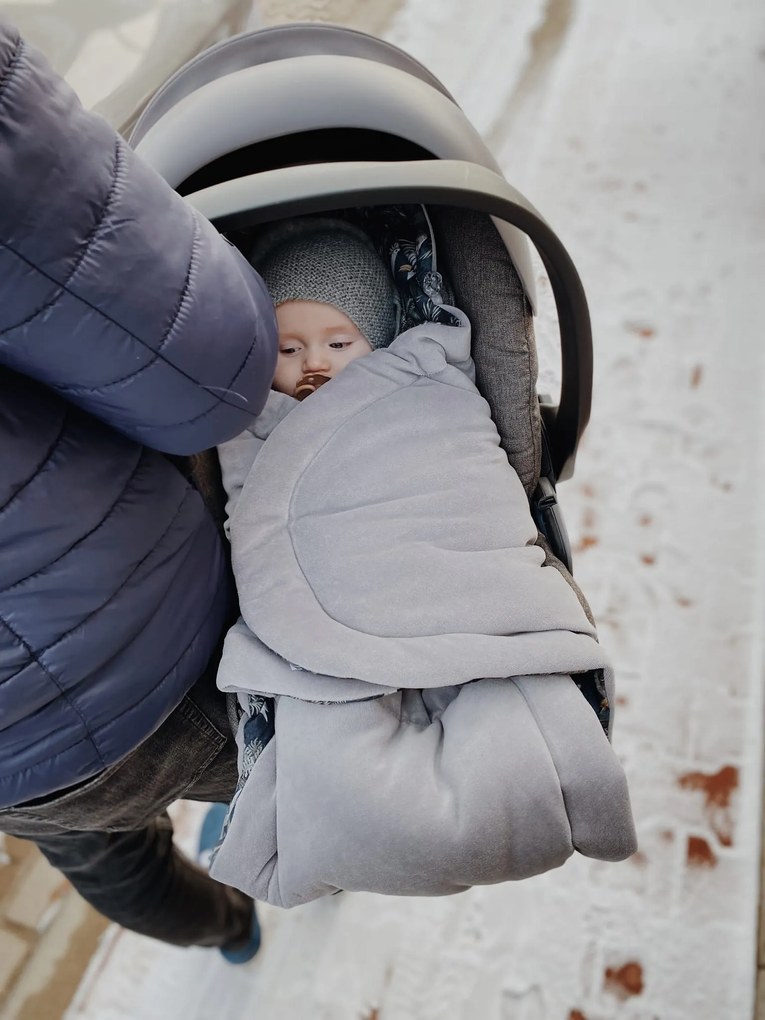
[0,21,278,808]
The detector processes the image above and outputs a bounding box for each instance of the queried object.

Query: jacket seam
[0,35,23,111]
[0,734,96,815]
[0,733,92,782]
[59,212,202,393]
[0,136,125,338]
[139,326,260,432]
[0,488,193,696]
[0,571,224,792]
[0,446,145,598]
[0,238,258,419]
[0,410,67,517]
[92,568,227,753]
[0,614,106,768]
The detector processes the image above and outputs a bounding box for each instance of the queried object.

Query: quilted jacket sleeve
[0,20,278,455]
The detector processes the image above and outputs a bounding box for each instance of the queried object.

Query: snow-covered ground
[2,0,253,133]
[60,1,765,1018]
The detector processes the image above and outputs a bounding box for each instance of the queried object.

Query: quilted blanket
[211,311,637,907]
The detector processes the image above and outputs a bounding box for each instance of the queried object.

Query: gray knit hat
[249,217,398,350]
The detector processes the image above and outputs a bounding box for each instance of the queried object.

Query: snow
[65,1,765,1017]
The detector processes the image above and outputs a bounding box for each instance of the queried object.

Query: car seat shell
[129,22,592,487]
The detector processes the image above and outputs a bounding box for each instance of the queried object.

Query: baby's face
[272,301,373,397]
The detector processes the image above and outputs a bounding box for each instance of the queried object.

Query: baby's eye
[329,339,354,350]
[279,345,301,356]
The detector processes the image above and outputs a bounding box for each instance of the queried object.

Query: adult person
[0,18,277,958]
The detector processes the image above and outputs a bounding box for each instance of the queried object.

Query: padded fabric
[212,674,635,908]
[0,20,278,807]
[211,313,636,906]
[0,21,277,456]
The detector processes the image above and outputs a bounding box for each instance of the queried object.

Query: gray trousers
[0,659,252,949]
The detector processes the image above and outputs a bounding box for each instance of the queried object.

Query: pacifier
[294,374,331,401]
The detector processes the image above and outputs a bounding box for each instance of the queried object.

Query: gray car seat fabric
[431,207,541,497]
[431,207,595,622]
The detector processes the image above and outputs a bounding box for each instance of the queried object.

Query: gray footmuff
[212,312,637,908]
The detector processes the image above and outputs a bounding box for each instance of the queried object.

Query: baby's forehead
[275,300,363,336]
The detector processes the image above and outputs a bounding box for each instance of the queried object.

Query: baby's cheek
[349,341,374,363]
[272,359,295,393]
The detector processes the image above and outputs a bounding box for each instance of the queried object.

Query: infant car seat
[130,23,594,576]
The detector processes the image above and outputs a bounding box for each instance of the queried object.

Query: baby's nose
[303,350,330,371]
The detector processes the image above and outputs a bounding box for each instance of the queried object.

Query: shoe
[197,801,228,870]
[198,802,261,964]
[220,907,261,965]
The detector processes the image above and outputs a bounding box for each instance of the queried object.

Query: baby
[250,217,399,399]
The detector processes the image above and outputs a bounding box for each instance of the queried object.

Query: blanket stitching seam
[284,378,423,640]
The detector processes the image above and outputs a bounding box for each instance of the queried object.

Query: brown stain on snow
[575,535,599,553]
[687,835,717,868]
[690,364,704,388]
[625,321,655,339]
[678,764,739,846]
[604,961,644,999]
[679,765,739,805]
[569,1011,588,1020]
[638,513,653,527]
[640,553,656,565]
